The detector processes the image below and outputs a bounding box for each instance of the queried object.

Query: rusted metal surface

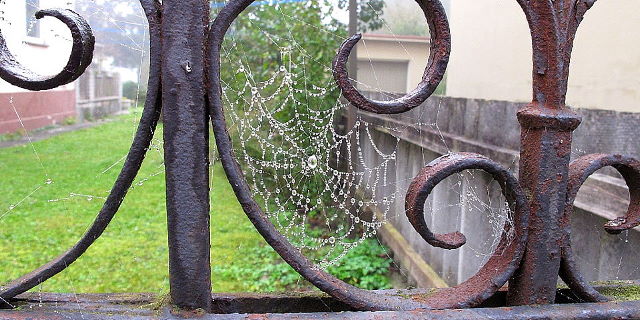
[3,290,640,319]
[559,154,640,303]
[506,0,598,305]
[1,0,639,315]
[507,106,582,305]
[402,153,529,308]
[161,0,213,312]
[405,153,528,250]
[565,154,640,235]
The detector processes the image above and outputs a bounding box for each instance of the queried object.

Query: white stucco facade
[0,0,79,133]
[445,0,640,112]
[0,0,76,93]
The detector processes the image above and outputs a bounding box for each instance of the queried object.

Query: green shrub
[63,116,77,126]
[213,238,392,292]
[0,129,25,142]
[122,81,146,102]
[211,245,302,292]
[327,239,393,290]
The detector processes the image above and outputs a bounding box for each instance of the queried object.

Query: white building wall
[445,0,640,113]
[0,0,76,93]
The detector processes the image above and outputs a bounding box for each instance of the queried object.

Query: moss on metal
[599,285,640,301]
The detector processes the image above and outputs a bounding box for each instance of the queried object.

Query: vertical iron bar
[507,1,583,305]
[161,0,212,311]
[507,106,580,305]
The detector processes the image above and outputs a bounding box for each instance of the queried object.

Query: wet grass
[0,110,271,293]
[0,110,394,294]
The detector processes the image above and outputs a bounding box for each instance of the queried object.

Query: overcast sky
[331,0,450,29]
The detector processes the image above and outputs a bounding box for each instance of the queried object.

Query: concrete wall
[76,49,125,123]
[446,0,640,113]
[355,92,640,286]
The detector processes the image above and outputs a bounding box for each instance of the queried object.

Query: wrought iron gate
[1,0,639,317]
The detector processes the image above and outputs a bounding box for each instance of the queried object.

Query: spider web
[215,0,517,275]
[0,0,635,301]
[0,0,521,292]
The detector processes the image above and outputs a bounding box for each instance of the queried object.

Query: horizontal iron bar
[2,295,639,319]
[3,284,640,317]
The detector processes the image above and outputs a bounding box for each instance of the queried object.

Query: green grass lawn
[0,110,276,294]
[0,110,393,294]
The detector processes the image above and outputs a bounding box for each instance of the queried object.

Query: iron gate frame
[1,0,639,317]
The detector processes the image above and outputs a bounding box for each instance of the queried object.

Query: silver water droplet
[307,155,318,169]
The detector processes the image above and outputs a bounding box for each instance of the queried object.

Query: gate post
[161,0,212,311]
[506,0,594,305]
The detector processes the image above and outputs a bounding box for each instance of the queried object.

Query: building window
[26,0,40,38]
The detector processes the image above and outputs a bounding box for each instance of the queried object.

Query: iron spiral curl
[331,0,450,114]
[209,0,533,310]
[0,9,94,91]
[404,153,530,308]
[559,154,640,302]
